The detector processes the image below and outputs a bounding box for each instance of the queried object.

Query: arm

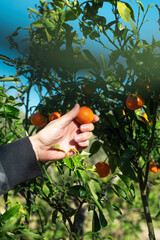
[0,104,99,195]
[0,137,42,195]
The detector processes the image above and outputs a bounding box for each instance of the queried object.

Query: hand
[29,104,99,161]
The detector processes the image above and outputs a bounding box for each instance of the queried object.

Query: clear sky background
[1,0,160,60]
[0,0,160,110]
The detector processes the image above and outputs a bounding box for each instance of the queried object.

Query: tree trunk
[138,170,156,240]
[140,192,156,240]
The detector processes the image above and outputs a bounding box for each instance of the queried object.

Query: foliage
[0,86,24,145]
[1,1,160,239]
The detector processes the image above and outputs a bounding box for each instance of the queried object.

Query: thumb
[58,103,80,126]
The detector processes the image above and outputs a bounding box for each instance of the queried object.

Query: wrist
[29,135,40,161]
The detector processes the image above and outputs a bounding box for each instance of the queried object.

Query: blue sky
[1,0,159,57]
[0,0,160,110]
[1,0,160,64]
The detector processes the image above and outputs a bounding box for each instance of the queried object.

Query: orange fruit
[126,94,144,110]
[75,106,94,124]
[49,111,61,122]
[149,162,159,173]
[95,162,110,178]
[31,112,46,127]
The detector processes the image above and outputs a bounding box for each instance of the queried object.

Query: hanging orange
[149,162,159,173]
[95,162,110,178]
[49,112,61,122]
[75,106,94,124]
[31,112,46,127]
[126,94,144,110]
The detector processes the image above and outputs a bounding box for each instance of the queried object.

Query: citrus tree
[0,1,160,239]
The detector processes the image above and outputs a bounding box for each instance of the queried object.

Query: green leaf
[51,144,61,150]
[136,1,144,12]
[89,140,101,157]
[99,209,108,227]
[148,4,154,10]
[109,50,120,66]
[117,22,125,31]
[5,105,19,114]
[52,209,58,224]
[119,148,137,181]
[2,204,21,222]
[19,229,42,239]
[68,185,87,198]
[0,55,15,64]
[113,184,128,200]
[88,179,101,195]
[100,54,106,73]
[89,30,100,40]
[104,199,116,221]
[129,183,135,199]
[83,49,100,67]
[88,180,103,212]
[117,1,131,23]
[5,131,14,139]
[72,154,82,167]
[78,169,90,185]
[117,173,131,188]
[28,8,40,16]
[120,147,134,167]
[130,19,138,36]
[30,20,44,28]
[64,9,78,21]
[0,92,8,98]
[1,216,21,232]
[45,29,52,42]
[43,19,55,30]
[0,76,18,82]
[63,156,74,170]
[92,210,101,232]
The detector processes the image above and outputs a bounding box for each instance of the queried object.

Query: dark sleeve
[0,137,42,195]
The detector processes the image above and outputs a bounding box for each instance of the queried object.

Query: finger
[74,132,92,143]
[92,114,99,123]
[80,123,94,132]
[58,103,80,126]
[77,140,90,148]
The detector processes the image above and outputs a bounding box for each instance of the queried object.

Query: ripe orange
[49,111,61,122]
[126,94,144,110]
[31,112,46,127]
[95,162,110,178]
[149,162,159,173]
[75,106,94,124]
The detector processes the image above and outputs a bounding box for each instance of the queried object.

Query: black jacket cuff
[0,137,42,195]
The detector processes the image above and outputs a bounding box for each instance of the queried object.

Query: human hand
[29,104,99,161]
